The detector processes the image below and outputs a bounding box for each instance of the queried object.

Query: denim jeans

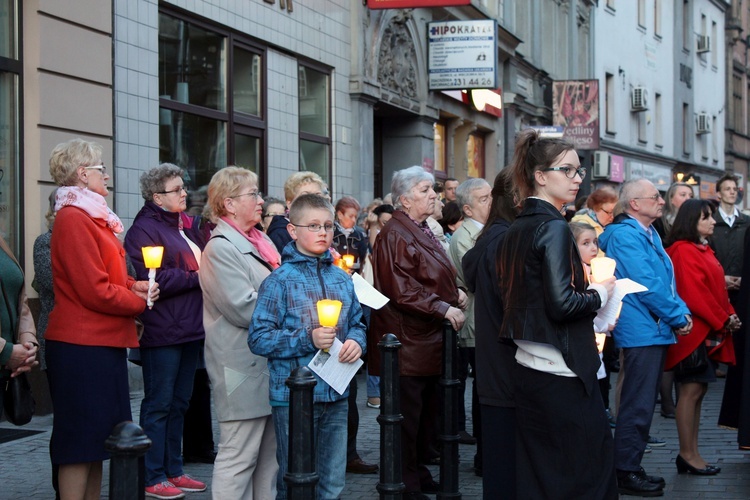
[272,399,348,500]
[140,341,201,486]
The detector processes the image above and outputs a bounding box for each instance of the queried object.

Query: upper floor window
[298,64,331,187]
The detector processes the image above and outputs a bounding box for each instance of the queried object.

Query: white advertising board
[428,20,497,90]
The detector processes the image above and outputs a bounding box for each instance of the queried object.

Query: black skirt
[46,340,132,464]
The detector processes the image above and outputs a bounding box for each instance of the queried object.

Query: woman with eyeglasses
[124,163,208,499]
[498,130,618,499]
[261,196,286,233]
[368,166,468,499]
[45,139,157,499]
[200,167,280,499]
[572,187,619,253]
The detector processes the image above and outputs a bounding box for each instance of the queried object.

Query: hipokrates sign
[367,0,471,8]
[552,80,600,150]
[428,20,498,90]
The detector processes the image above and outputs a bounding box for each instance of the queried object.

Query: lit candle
[342,254,355,268]
[317,299,343,328]
[590,256,616,283]
[141,246,164,308]
[595,333,606,354]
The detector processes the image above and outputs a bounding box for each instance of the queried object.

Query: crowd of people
[4,133,750,499]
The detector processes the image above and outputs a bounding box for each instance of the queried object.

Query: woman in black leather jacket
[498,130,617,499]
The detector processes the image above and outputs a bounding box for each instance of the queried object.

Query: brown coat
[368,210,459,376]
[0,236,36,356]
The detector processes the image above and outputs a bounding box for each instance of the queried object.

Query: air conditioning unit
[696,113,711,134]
[631,87,649,112]
[593,151,611,179]
[697,35,711,53]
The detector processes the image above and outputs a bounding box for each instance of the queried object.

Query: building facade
[726,0,750,200]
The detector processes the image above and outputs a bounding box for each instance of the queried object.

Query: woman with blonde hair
[45,138,156,499]
[200,167,279,499]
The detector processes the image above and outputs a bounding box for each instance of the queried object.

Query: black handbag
[3,373,35,425]
[1,277,36,426]
[673,341,709,377]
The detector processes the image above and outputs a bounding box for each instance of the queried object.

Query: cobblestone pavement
[2,372,749,499]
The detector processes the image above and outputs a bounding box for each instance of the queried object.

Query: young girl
[571,221,613,414]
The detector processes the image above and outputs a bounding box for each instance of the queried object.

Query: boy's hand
[312,327,337,350]
[339,339,362,363]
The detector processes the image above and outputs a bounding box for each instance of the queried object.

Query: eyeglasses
[600,207,613,215]
[542,166,587,179]
[85,165,107,175]
[230,191,263,200]
[291,222,335,233]
[156,186,188,195]
[633,194,662,202]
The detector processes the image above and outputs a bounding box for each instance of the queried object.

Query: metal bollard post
[105,421,152,500]
[285,365,319,499]
[377,333,405,499]
[438,320,461,499]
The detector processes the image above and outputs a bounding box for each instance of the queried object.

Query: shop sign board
[609,154,624,183]
[552,80,600,150]
[368,0,471,7]
[428,20,498,90]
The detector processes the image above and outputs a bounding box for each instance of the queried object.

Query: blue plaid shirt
[249,242,367,403]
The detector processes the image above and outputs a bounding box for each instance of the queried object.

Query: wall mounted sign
[428,20,498,90]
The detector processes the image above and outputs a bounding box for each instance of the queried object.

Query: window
[298,64,331,186]
[654,93,663,146]
[0,0,21,255]
[683,103,690,155]
[712,116,718,162]
[638,0,646,28]
[682,1,690,50]
[434,123,446,174]
[606,0,615,9]
[159,10,266,195]
[605,73,615,134]
[654,0,662,37]
[711,21,717,66]
[733,75,743,131]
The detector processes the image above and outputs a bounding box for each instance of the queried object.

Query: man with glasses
[599,179,692,497]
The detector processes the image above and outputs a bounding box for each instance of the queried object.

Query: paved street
[1,371,749,499]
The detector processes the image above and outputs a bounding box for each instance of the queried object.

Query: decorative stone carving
[377,14,418,99]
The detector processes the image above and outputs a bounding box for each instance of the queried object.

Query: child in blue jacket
[249,193,367,500]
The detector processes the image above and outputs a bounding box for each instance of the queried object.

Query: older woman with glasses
[45,139,156,499]
[200,167,279,499]
[572,187,618,244]
[124,164,208,499]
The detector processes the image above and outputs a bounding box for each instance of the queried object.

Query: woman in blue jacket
[124,163,207,499]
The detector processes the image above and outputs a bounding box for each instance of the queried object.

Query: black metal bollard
[285,365,319,499]
[438,320,461,499]
[105,421,152,500]
[377,333,405,499]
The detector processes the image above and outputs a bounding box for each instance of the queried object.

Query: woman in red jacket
[666,199,740,476]
[46,139,157,498]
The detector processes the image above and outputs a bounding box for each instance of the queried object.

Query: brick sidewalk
[2,372,749,498]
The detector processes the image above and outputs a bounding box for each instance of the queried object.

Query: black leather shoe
[617,470,664,497]
[421,479,440,494]
[346,458,379,474]
[457,430,477,445]
[676,455,720,475]
[637,467,665,486]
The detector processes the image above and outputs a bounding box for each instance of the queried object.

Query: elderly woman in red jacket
[369,166,467,500]
[666,199,739,476]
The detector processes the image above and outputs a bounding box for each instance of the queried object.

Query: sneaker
[168,474,207,492]
[145,481,185,499]
[644,445,652,453]
[647,435,667,447]
[366,397,381,409]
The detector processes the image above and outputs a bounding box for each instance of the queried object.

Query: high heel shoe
[676,455,721,475]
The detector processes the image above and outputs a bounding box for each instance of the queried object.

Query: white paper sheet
[352,273,390,310]
[595,278,648,327]
[308,338,364,395]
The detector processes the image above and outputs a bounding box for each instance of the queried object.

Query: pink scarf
[220,216,281,269]
[55,186,124,234]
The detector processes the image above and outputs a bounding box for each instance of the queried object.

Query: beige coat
[448,218,481,348]
[200,220,274,422]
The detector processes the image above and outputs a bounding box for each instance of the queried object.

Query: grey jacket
[200,220,275,422]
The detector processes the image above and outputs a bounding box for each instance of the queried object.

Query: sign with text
[552,80,600,150]
[428,20,497,90]
[368,0,471,8]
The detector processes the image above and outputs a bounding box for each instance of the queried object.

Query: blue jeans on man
[140,340,201,486]
[272,399,348,500]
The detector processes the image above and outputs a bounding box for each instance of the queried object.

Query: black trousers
[480,404,516,500]
[182,368,215,456]
[346,376,360,462]
[400,375,440,492]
